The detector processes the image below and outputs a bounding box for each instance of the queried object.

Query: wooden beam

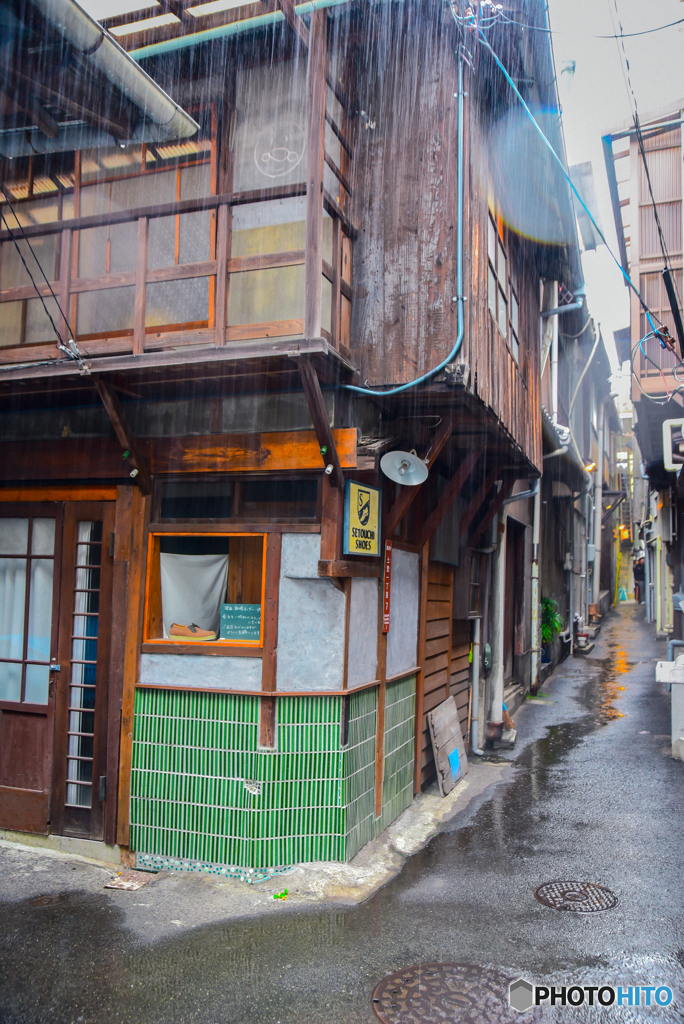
[318,559,382,578]
[277,0,309,47]
[420,450,483,546]
[324,152,353,197]
[116,487,148,848]
[133,217,148,356]
[295,356,345,489]
[325,112,353,159]
[458,465,503,539]
[260,532,282,748]
[469,477,517,545]
[91,379,152,495]
[0,183,309,243]
[384,416,456,538]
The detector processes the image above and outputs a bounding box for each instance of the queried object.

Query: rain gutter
[32,0,198,139]
[129,0,352,61]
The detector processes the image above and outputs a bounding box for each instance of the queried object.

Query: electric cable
[0,185,76,344]
[0,208,66,351]
[450,7,684,39]
[472,23,662,343]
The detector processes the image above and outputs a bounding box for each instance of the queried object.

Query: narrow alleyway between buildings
[1,604,683,1024]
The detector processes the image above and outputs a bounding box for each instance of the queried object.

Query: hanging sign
[343,481,381,557]
[382,539,392,633]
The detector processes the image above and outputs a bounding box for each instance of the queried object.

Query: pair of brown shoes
[169,622,216,640]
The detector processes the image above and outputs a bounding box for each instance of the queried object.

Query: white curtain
[0,557,26,701]
[160,553,228,638]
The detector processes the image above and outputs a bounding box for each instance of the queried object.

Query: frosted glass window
[0,558,26,659]
[321,275,332,334]
[0,519,29,554]
[232,60,308,192]
[0,235,58,291]
[145,278,209,328]
[0,663,21,702]
[32,519,56,556]
[24,296,60,345]
[227,266,304,327]
[24,664,49,705]
[230,198,306,257]
[0,302,23,347]
[27,559,54,663]
[77,287,135,336]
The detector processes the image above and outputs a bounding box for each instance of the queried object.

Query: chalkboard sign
[220,603,261,642]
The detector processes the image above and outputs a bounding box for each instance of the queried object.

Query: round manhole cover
[371,962,541,1023]
[534,881,618,913]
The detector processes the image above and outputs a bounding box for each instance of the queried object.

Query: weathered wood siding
[350,2,542,470]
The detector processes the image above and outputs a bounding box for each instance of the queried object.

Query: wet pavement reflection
[1,605,683,1023]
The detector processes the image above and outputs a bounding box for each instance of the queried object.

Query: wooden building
[0,0,583,872]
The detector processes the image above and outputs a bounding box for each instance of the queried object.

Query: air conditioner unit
[662,418,684,473]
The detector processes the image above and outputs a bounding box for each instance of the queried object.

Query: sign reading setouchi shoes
[343,481,381,556]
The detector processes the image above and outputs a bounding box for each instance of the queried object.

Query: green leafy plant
[541,597,564,646]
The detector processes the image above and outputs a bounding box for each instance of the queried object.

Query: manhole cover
[371,962,541,1023]
[29,894,61,907]
[534,881,618,913]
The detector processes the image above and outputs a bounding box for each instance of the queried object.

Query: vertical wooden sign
[382,539,393,633]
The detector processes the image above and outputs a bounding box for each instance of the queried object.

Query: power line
[0,185,76,344]
[0,207,66,351]
[451,7,684,40]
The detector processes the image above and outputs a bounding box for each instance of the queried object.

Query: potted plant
[541,596,564,663]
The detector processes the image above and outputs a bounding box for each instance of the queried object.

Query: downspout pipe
[667,638,684,661]
[33,0,198,140]
[503,479,540,505]
[593,399,608,606]
[488,507,508,731]
[470,618,484,754]
[543,446,568,459]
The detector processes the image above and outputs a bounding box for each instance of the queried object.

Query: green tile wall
[130,676,415,872]
[342,687,378,860]
[381,675,416,831]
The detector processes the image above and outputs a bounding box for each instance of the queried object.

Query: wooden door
[0,505,63,833]
[504,518,525,682]
[51,502,115,840]
[418,561,454,790]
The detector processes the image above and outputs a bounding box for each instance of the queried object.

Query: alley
[0,604,682,1023]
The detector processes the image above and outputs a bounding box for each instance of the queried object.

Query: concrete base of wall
[0,829,122,866]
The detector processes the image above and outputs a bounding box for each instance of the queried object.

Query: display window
[144,533,266,647]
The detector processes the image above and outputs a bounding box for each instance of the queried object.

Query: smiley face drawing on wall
[254,122,305,178]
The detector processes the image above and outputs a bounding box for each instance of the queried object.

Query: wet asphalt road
[1,604,683,1023]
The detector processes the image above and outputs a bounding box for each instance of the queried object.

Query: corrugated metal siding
[639,202,682,256]
[639,146,681,202]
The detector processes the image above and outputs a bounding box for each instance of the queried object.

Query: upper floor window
[487,214,520,364]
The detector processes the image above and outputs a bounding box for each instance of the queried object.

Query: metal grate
[65,521,102,809]
[371,963,541,1023]
[534,881,618,913]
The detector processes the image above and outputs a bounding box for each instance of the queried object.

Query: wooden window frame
[487,213,522,366]
[143,530,267,651]
[151,473,322,525]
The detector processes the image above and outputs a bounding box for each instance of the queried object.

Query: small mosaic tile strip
[381,675,416,831]
[135,851,292,884]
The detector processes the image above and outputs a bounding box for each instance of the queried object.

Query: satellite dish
[380,450,429,486]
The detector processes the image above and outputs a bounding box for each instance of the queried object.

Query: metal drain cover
[534,880,618,913]
[371,962,541,1023]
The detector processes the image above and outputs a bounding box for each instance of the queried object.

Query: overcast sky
[547,0,684,381]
